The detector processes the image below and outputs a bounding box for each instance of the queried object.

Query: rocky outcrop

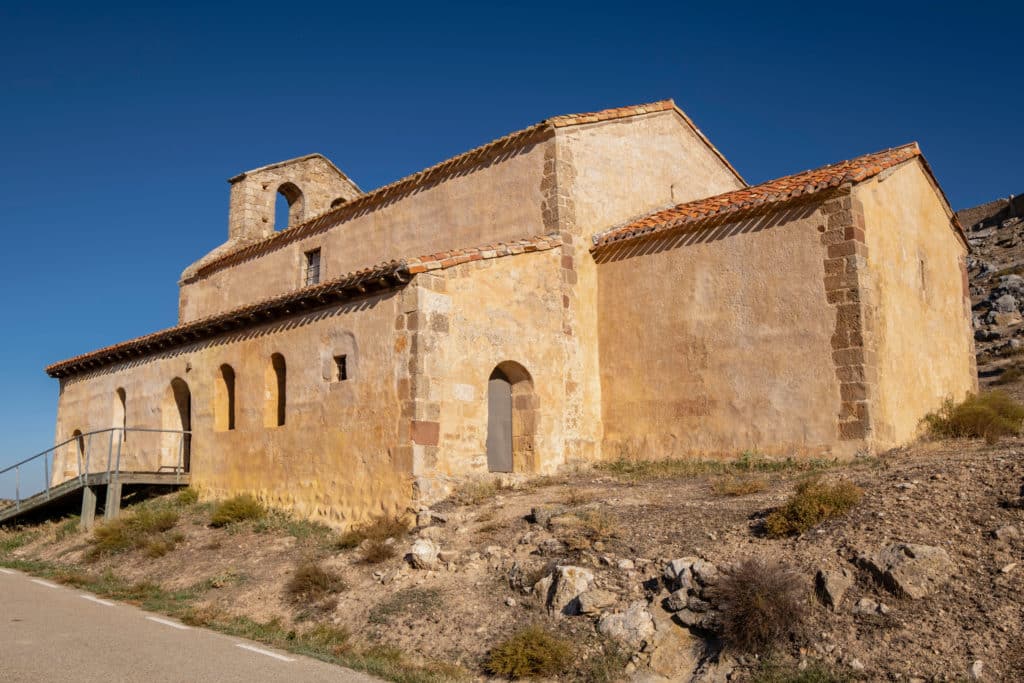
[815,567,854,610]
[858,543,955,599]
[533,565,595,616]
[598,601,655,649]
[407,538,440,569]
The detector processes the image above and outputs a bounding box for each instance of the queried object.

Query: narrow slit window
[335,355,348,381]
[305,248,321,286]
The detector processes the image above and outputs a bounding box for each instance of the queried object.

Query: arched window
[162,378,192,472]
[274,182,304,230]
[264,354,286,427]
[330,197,348,209]
[113,388,127,440]
[214,364,236,432]
[71,429,86,473]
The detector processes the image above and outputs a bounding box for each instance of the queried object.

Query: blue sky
[0,1,1020,476]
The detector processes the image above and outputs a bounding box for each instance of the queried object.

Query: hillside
[2,437,1023,682]
[957,193,1024,393]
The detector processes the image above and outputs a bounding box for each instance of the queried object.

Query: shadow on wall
[60,292,395,386]
[592,200,820,264]
[203,130,552,274]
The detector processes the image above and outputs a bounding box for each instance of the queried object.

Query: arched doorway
[162,378,192,472]
[486,362,536,473]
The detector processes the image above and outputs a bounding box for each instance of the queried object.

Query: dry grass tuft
[451,478,515,505]
[176,488,199,506]
[993,366,1024,386]
[764,478,862,537]
[708,557,806,654]
[486,625,573,679]
[597,451,835,482]
[336,516,409,550]
[923,391,1024,442]
[302,624,353,656]
[560,489,594,506]
[751,659,853,683]
[88,507,180,560]
[711,475,768,497]
[335,515,408,564]
[285,561,347,605]
[368,588,443,625]
[209,494,264,527]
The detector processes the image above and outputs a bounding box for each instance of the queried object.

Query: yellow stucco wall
[595,201,850,460]
[53,292,410,527]
[856,161,976,446]
[423,250,568,492]
[179,135,555,322]
[553,110,746,463]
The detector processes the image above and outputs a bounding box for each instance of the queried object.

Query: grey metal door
[487,372,513,472]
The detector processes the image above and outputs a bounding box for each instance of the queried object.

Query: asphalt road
[0,567,379,682]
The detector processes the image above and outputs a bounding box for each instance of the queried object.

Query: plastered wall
[53,291,411,527]
[856,161,977,446]
[403,250,569,500]
[596,201,851,460]
[551,110,746,463]
[179,135,556,323]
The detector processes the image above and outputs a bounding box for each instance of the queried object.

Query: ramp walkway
[0,428,190,529]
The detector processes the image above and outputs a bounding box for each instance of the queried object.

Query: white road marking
[235,644,295,662]
[0,568,16,575]
[80,594,114,606]
[30,579,59,588]
[146,616,189,630]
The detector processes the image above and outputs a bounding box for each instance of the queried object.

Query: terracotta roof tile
[47,233,562,379]
[593,143,929,249]
[187,99,739,280]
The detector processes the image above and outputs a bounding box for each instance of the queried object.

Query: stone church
[47,100,976,526]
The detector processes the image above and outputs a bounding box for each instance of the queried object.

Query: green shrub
[285,562,346,604]
[54,516,81,542]
[712,475,768,497]
[88,507,181,559]
[176,488,199,506]
[708,557,806,654]
[302,624,353,656]
[486,625,573,679]
[764,478,862,537]
[597,453,834,482]
[209,494,264,527]
[923,391,1024,442]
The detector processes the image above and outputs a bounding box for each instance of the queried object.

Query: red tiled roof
[592,142,959,249]
[47,234,562,379]
[186,99,740,281]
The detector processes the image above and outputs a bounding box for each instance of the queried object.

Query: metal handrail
[0,427,191,514]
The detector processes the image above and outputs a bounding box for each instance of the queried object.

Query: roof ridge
[185,99,691,281]
[592,143,924,249]
[47,233,562,378]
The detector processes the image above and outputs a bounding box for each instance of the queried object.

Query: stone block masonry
[820,191,877,442]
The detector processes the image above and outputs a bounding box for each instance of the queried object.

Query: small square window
[304,248,321,286]
[334,355,348,381]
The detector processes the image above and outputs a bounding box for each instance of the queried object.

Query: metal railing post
[114,430,123,475]
[106,429,114,476]
[1,428,192,518]
[177,433,185,480]
[84,432,93,482]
